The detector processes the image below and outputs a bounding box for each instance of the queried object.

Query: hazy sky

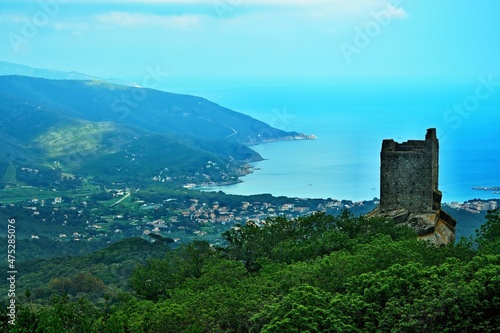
[1,0,500,84]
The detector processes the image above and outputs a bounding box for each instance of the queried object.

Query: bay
[184,81,500,203]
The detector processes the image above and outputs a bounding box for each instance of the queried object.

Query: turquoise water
[180,81,500,202]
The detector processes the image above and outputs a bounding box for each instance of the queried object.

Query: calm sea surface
[174,81,500,202]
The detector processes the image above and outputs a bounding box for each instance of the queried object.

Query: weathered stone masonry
[368,128,456,246]
[380,128,439,213]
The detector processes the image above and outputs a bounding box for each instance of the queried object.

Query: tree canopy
[1,209,499,332]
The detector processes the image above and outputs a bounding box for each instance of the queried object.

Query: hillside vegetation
[0,75,308,186]
[1,209,499,332]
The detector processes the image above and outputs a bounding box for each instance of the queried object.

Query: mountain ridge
[0,61,136,86]
[0,74,312,187]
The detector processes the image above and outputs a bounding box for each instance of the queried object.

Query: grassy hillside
[0,75,307,187]
[0,75,304,144]
[0,162,16,185]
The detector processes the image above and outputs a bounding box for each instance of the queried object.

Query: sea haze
[182,81,500,202]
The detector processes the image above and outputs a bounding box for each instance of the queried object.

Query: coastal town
[444,200,498,214]
[0,187,377,245]
[1,184,498,246]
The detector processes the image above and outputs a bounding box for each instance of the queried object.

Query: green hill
[0,75,309,186]
[0,75,305,144]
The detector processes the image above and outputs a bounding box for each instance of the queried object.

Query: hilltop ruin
[368,128,456,245]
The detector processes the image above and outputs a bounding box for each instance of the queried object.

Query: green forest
[1,209,499,332]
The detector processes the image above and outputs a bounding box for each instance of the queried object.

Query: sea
[166,79,500,203]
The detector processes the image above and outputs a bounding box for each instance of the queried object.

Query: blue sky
[1,0,500,85]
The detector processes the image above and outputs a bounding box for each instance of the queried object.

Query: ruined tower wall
[380,129,439,213]
[428,129,439,193]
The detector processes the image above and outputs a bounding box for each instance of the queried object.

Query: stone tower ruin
[380,128,439,213]
[367,128,456,246]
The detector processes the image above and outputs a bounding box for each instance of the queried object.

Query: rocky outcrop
[366,205,456,246]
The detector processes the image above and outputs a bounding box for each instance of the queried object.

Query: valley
[0,175,378,261]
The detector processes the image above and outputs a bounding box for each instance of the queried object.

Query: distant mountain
[0,61,135,86]
[0,75,309,185]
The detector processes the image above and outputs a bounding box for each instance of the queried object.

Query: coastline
[245,133,317,146]
[191,134,315,191]
[192,136,500,204]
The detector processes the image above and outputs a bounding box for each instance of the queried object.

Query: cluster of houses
[139,198,372,241]
[445,200,498,214]
[10,188,375,244]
